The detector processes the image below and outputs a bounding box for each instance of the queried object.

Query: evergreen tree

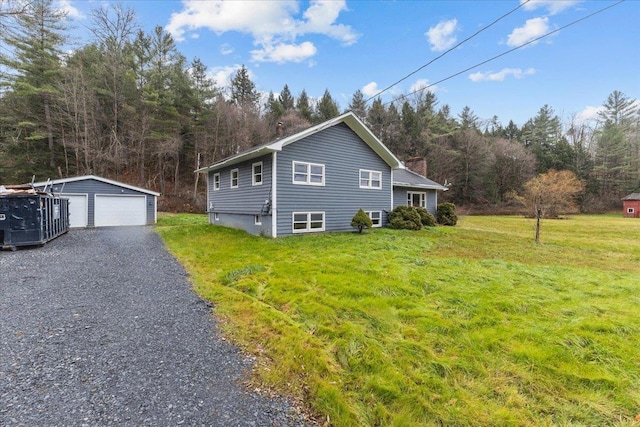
[278,84,295,111]
[314,89,339,123]
[366,98,387,142]
[522,105,565,173]
[296,89,313,122]
[314,89,340,123]
[0,0,67,177]
[458,106,480,131]
[348,89,367,119]
[230,65,259,110]
[265,90,284,123]
[502,120,520,140]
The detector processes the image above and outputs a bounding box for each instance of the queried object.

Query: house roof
[393,168,448,191]
[32,175,160,196]
[622,193,640,201]
[196,111,404,173]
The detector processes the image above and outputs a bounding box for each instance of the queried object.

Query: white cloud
[469,67,536,82]
[57,0,82,19]
[575,105,604,124]
[251,41,317,63]
[210,65,245,97]
[220,44,234,55]
[507,17,550,47]
[521,0,581,15]
[362,82,379,98]
[166,0,358,64]
[425,19,458,52]
[410,79,437,94]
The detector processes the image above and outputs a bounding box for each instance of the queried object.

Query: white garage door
[63,194,88,228]
[94,195,147,227]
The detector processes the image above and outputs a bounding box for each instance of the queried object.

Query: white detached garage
[33,175,159,228]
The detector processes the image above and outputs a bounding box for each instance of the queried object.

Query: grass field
[156,214,640,426]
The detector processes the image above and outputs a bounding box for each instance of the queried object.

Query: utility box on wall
[0,192,69,250]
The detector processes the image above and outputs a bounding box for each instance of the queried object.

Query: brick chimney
[405,157,427,177]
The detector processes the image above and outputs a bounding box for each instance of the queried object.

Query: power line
[384,0,625,107]
[364,0,532,104]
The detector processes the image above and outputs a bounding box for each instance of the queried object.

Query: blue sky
[62,0,639,128]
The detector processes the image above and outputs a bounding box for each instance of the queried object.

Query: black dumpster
[0,192,69,250]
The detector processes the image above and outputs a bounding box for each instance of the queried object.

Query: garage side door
[63,194,88,228]
[94,195,146,227]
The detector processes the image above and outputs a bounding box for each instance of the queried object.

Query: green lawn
[156,213,640,426]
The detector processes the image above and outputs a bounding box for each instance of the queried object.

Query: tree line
[1,1,638,212]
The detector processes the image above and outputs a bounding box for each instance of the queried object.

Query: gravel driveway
[0,227,310,426]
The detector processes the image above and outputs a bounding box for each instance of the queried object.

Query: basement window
[292,212,325,233]
[366,211,382,228]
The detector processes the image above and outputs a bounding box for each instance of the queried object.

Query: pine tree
[314,89,339,123]
[348,89,367,119]
[522,105,565,173]
[0,0,67,177]
[296,90,313,122]
[458,106,480,131]
[278,84,295,111]
[230,65,259,111]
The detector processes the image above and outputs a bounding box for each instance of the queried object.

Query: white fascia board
[195,146,278,174]
[33,175,160,196]
[394,182,448,191]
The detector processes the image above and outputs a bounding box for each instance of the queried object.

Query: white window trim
[254,214,262,225]
[252,161,263,186]
[213,173,220,191]
[230,168,239,188]
[366,211,382,228]
[407,191,427,208]
[359,169,382,189]
[628,207,635,213]
[292,211,325,233]
[292,161,325,186]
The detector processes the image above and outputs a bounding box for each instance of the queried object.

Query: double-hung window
[366,211,382,228]
[230,169,239,188]
[407,192,426,208]
[292,212,325,233]
[252,162,263,186]
[213,173,220,191]
[359,169,382,189]
[293,161,324,186]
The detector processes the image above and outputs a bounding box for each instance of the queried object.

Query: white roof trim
[393,168,448,191]
[196,111,404,173]
[393,181,448,190]
[32,175,160,196]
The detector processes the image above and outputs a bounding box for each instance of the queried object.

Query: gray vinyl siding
[38,178,156,227]
[207,154,273,236]
[208,212,273,237]
[276,123,391,237]
[393,187,438,216]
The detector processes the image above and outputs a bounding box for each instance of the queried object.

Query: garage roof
[32,175,160,196]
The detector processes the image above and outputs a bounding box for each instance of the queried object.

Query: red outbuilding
[622,193,640,218]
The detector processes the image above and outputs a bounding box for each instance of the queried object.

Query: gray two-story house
[196,112,447,237]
